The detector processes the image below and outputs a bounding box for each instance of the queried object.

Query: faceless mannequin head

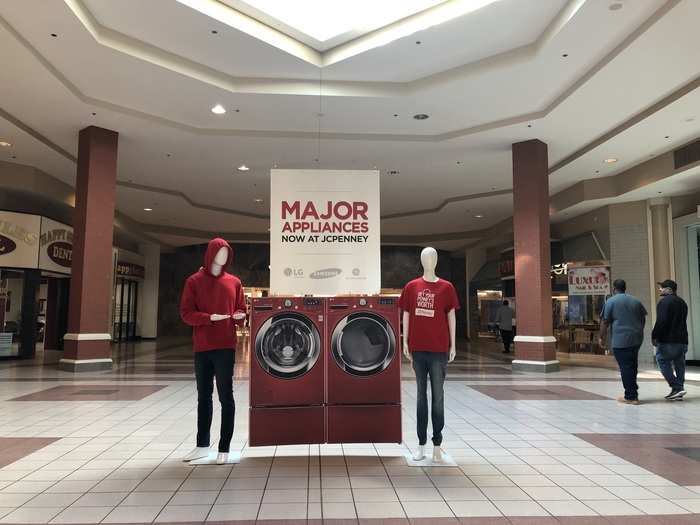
[210,246,229,276]
[420,247,438,281]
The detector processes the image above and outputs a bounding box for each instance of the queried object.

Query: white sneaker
[183,447,210,462]
[412,445,425,461]
[432,446,444,463]
[216,452,228,465]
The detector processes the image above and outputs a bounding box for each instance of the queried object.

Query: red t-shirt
[399,278,460,353]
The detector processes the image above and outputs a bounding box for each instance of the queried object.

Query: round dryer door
[255,313,321,379]
[331,312,396,376]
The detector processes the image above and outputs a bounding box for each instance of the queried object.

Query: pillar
[649,198,673,277]
[60,126,118,372]
[511,139,559,372]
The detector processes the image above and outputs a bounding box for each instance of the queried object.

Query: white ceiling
[0,0,699,249]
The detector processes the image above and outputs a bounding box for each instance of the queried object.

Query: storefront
[673,211,700,362]
[470,241,612,355]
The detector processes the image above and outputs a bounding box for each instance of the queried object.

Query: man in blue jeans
[599,279,647,405]
[652,279,688,401]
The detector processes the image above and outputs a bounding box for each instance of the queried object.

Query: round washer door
[255,312,321,379]
[331,312,396,376]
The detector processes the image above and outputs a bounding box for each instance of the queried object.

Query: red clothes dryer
[249,297,325,446]
[325,296,402,444]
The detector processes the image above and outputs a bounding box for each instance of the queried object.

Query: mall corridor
[0,341,697,524]
[2,0,700,523]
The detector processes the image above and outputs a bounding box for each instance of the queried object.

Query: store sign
[0,211,41,269]
[39,218,73,274]
[116,261,145,279]
[568,266,611,296]
[270,169,381,295]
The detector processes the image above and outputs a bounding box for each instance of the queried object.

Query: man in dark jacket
[652,279,688,401]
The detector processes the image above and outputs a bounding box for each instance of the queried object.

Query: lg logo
[284,268,303,277]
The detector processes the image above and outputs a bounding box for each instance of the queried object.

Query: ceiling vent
[674,138,700,170]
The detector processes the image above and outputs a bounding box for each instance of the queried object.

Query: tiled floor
[0,338,698,524]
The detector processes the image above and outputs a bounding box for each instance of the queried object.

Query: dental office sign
[270,169,380,295]
[568,265,610,296]
[39,217,73,274]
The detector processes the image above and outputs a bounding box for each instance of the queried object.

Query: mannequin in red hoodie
[180,238,246,464]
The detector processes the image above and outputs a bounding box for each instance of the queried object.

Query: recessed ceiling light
[413,113,429,120]
[684,117,695,123]
[393,113,399,117]
[50,33,58,37]
[237,164,250,171]
[143,208,153,212]
[609,2,623,11]
[211,104,226,115]
[386,169,400,176]
[474,214,484,219]
[211,29,218,34]
[561,53,568,58]
[273,164,278,168]
[415,40,422,45]
[253,198,263,203]
[664,135,670,139]
[527,124,532,128]
[604,158,618,164]
[0,141,11,148]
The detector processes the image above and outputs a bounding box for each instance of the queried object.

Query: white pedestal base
[189,451,241,465]
[405,451,457,467]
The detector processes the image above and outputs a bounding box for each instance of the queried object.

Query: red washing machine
[249,297,325,446]
[326,296,402,444]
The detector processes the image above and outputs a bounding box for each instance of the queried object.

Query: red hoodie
[180,238,246,352]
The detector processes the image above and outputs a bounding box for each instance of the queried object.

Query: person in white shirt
[496,300,515,354]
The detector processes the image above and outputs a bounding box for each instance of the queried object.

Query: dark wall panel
[158,243,466,338]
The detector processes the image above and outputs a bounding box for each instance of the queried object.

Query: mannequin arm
[180,280,212,326]
[402,310,411,362]
[448,308,456,362]
[232,285,247,321]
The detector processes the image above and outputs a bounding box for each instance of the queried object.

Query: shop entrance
[113,277,139,342]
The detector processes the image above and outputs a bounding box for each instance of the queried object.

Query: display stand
[405,451,457,467]
[189,451,241,465]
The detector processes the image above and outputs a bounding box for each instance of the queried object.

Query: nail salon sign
[568,265,610,296]
[270,170,380,295]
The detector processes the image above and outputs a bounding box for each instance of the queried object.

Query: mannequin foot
[412,445,426,461]
[216,452,228,465]
[183,447,210,462]
[432,446,444,463]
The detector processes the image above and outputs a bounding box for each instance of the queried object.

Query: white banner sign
[0,211,41,269]
[270,169,380,295]
[39,217,73,275]
[568,266,611,296]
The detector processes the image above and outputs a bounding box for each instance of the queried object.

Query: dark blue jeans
[613,346,641,401]
[195,349,235,452]
[412,351,448,446]
[655,343,687,391]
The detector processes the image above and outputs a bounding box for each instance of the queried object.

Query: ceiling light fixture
[253,198,264,203]
[413,113,429,120]
[144,208,153,212]
[474,214,484,219]
[211,29,218,34]
[211,104,226,114]
[237,164,250,171]
[50,33,58,37]
[0,141,11,148]
[604,158,618,164]
[561,53,568,57]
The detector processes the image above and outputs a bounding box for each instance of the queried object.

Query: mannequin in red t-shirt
[399,247,459,463]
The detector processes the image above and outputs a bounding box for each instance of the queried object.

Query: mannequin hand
[448,346,456,363]
[403,343,412,362]
[210,314,231,322]
[232,312,246,321]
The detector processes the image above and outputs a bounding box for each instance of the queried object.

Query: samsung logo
[309,268,342,279]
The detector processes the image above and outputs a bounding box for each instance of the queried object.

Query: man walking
[496,300,515,354]
[652,279,688,401]
[599,279,647,405]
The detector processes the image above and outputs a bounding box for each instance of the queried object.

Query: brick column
[511,139,559,372]
[60,126,118,372]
